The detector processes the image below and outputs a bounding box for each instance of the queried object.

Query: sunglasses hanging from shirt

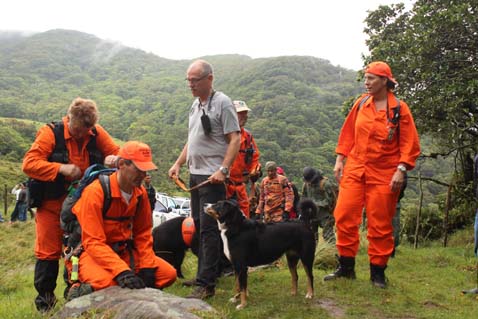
[200,91,215,135]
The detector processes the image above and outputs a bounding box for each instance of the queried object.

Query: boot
[34,259,59,312]
[370,263,387,288]
[323,256,356,281]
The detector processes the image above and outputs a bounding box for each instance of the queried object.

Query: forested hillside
[1,27,469,243]
[0,29,361,189]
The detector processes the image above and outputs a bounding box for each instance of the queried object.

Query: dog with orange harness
[152,216,198,278]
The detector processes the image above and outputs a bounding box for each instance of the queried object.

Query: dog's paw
[305,292,314,299]
[236,303,246,310]
[229,296,239,304]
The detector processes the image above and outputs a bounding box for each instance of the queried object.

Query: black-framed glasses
[185,73,209,84]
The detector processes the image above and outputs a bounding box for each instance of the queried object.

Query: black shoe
[323,256,356,281]
[370,263,387,288]
[186,286,215,300]
[182,278,199,287]
[35,293,57,313]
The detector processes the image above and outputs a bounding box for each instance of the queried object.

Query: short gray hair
[192,59,213,77]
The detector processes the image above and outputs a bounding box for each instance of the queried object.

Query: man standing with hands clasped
[168,59,240,299]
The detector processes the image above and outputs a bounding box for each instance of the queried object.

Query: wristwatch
[397,164,407,173]
[219,166,229,176]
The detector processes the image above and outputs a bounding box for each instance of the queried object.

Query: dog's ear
[224,199,238,207]
[298,199,317,223]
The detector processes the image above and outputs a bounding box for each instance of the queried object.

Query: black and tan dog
[206,199,317,309]
[152,216,198,278]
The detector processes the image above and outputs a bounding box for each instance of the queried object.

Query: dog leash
[172,175,211,192]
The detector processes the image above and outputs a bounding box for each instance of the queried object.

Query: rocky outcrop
[53,286,216,319]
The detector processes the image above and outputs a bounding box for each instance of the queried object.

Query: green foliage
[364,0,478,231]
[0,29,364,194]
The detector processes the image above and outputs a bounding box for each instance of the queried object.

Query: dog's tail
[298,199,318,225]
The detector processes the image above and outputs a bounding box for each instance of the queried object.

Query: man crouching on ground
[71,141,177,294]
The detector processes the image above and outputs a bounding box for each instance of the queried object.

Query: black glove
[115,270,145,289]
[282,211,289,221]
[137,268,157,288]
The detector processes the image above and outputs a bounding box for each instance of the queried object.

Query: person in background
[70,141,176,297]
[277,166,299,219]
[301,167,337,244]
[22,97,119,312]
[10,182,28,222]
[168,59,240,299]
[143,173,156,213]
[324,61,420,288]
[256,161,293,222]
[226,100,261,217]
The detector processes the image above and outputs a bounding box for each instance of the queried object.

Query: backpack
[60,164,116,252]
[28,121,104,208]
[239,129,255,165]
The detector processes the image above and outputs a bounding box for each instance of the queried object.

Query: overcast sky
[0,0,413,70]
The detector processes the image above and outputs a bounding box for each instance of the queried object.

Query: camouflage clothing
[256,175,293,222]
[301,177,337,243]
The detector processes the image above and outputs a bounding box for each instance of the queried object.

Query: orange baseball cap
[365,61,397,84]
[118,141,158,171]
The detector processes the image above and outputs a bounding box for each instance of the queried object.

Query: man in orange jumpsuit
[324,61,420,288]
[22,97,119,312]
[256,161,294,222]
[226,100,261,217]
[72,141,177,293]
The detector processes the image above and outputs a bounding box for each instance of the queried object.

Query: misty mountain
[0,29,362,189]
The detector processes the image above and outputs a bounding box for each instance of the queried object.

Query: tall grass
[1,220,477,318]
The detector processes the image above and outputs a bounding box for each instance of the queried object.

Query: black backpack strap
[98,174,138,222]
[98,174,112,218]
[86,126,105,165]
[357,95,371,112]
[48,122,69,163]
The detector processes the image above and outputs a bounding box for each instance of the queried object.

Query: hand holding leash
[172,174,211,192]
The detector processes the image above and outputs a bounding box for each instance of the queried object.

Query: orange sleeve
[22,124,62,181]
[398,101,421,169]
[94,124,120,157]
[282,177,294,212]
[335,95,365,157]
[255,178,266,214]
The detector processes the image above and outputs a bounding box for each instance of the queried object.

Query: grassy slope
[1,221,477,319]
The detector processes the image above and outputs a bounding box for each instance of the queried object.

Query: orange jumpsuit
[72,172,177,290]
[334,93,420,266]
[226,128,260,217]
[22,117,119,260]
[256,175,294,222]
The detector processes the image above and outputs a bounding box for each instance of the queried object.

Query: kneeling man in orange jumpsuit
[324,61,420,288]
[72,141,177,292]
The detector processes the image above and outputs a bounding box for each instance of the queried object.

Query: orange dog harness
[181,217,196,247]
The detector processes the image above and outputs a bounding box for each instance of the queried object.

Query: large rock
[53,286,216,319]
